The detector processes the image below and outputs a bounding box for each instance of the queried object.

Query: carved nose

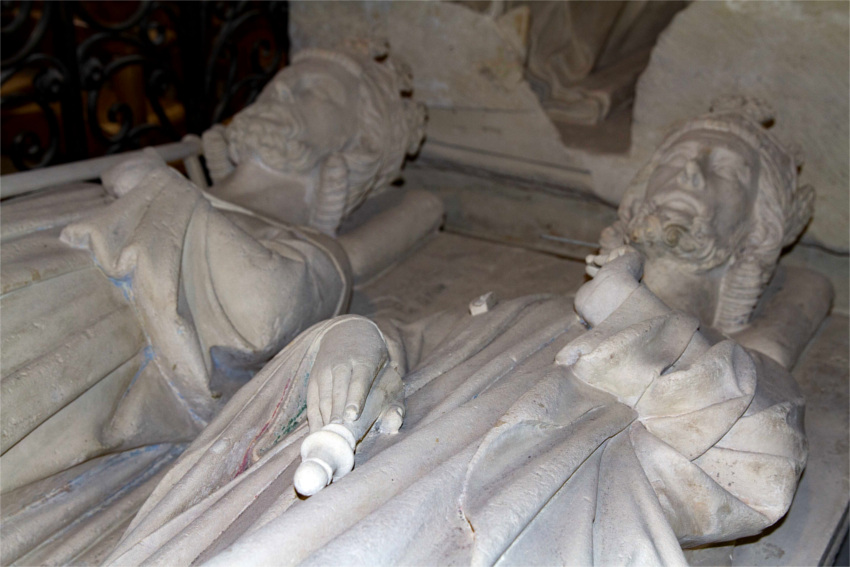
[679,160,705,191]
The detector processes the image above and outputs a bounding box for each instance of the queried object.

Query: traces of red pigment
[235,372,296,477]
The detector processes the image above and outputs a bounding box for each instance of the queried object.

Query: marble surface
[732,314,849,565]
[350,232,589,323]
[352,231,849,565]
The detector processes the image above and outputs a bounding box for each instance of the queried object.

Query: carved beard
[626,205,732,273]
[226,102,320,175]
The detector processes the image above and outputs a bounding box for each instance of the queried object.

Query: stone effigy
[201,42,427,237]
[0,44,428,566]
[105,104,831,566]
[597,96,832,368]
[0,155,350,566]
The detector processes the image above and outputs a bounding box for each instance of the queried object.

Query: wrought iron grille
[0,0,289,173]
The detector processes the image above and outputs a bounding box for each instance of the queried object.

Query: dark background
[0,0,289,174]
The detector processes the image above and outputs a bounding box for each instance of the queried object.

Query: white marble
[0,43,431,566]
[105,105,829,566]
[202,44,426,236]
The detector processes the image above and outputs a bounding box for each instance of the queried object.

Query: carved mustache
[233,103,306,142]
[627,210,727,269]
[629,215,693,250]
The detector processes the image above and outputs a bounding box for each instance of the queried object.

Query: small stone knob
[294,424,356,497]
[469,291,497,316]
[293,459,333,496]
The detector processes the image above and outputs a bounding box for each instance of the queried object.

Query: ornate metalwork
[1,2,71,169]
[203,1,288,125]
[76,1,182,153]
[0,0,289,173]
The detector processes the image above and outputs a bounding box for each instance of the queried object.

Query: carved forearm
[556,249,807,547]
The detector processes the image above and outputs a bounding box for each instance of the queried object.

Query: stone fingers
[344,360,382,422]
[331,365,352,424]
[311,348,340,427]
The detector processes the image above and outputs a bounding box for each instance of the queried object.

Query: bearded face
[225,58,364,175]
[204,49,425,234]
[627,131,760,273]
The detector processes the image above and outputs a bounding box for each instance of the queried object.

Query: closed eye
[654,192,704,220]
[709,147,749,182]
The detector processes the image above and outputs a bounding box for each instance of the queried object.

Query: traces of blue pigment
[108,273,135,302]
[117,345,155,405]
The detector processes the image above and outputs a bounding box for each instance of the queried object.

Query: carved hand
[584,245,636,277]
[305,317,390,433]
[297,317,404,496]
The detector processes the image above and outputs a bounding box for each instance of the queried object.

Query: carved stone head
[203,43,427,235]
[603,98,814,334]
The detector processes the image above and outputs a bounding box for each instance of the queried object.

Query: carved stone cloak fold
[107,281,805,566]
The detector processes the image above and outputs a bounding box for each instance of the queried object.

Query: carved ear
[782,184,814,247]
[405,101,427,155]
[310,153,349,237]
[201,125,236,184]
